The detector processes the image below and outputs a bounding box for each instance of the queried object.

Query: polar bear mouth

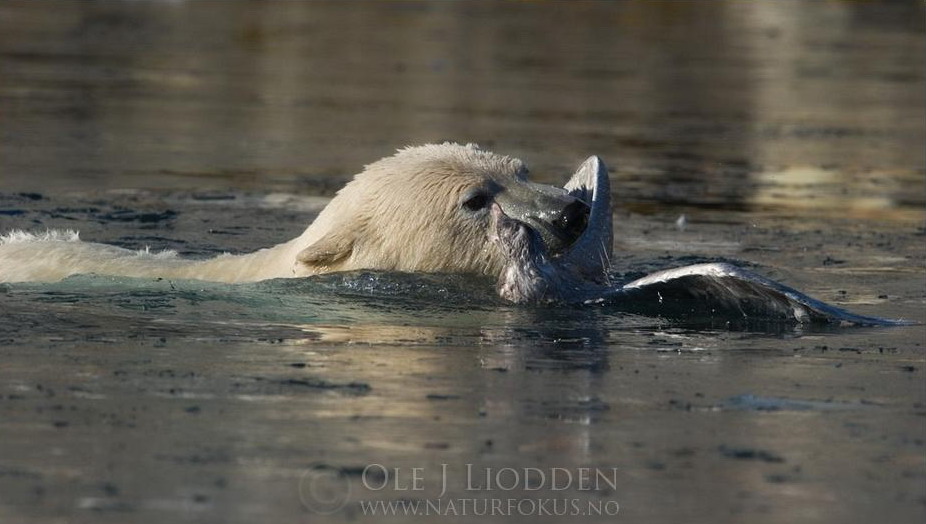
[490,155,613,283]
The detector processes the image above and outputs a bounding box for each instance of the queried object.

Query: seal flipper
[620,262,909,326]
[560,156,613,282]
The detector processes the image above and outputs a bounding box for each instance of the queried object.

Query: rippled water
[1,2,924,524]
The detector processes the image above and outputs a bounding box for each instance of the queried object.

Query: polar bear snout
[511,195,589,256]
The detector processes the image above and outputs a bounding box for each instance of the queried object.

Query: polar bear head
[292,143,590,277]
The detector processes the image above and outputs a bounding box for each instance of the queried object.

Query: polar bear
[0,143,591,283]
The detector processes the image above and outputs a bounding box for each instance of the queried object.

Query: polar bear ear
[296,230,354,270]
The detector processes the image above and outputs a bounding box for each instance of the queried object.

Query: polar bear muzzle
[494,182,590,256]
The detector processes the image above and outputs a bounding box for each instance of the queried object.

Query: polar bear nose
[556,199,590,245]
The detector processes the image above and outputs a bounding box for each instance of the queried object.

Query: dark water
[1,1,924,523]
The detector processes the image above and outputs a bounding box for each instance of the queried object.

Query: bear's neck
[172,239,303,282]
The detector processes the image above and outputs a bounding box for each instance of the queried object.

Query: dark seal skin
[491,157,910,327]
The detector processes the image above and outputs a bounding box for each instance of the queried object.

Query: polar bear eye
[462,192,492,212]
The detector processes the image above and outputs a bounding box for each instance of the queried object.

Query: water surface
[1,2,924,523]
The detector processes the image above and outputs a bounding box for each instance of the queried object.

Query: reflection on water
[1,267,923,523]
[1,2,924,524]
[1,1,923,223]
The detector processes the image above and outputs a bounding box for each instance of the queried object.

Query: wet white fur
[0,143,528,283]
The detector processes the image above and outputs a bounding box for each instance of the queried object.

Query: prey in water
[491,156,907,326]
